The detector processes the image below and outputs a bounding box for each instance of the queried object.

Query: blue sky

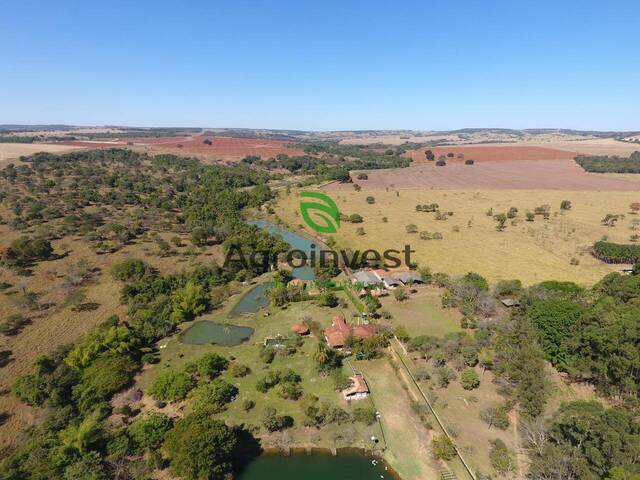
[2,0,638,131]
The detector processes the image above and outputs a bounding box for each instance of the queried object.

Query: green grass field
[379,288,463,338]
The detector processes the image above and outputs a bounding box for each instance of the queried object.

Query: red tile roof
[291,323,310,335]
[324,315,378,348]
[352,324,378,338]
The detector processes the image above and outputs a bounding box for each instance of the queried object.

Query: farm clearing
[276,188,640,285]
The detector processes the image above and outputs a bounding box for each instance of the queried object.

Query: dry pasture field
[276,188,640,285]
[0,226,225,450]
[0,143,82,166]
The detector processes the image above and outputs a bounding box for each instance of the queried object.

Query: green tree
[188,379,238,413]
[489,439,515,475]
[432,435,457,460]
[170,281,207,323]
[494,213,507,231]
[164,413,241,480]
[185,352,229,380]
[460,368,480,390]
[111,258,151,282]
[528,298,585,369]
[560,200,572,210]
[149,371,196,402]
[128,413,174,451]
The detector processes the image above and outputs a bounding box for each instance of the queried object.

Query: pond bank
[239,448,401,480]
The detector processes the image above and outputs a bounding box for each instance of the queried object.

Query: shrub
[230,363,251,377]
[149,371,196,402]
[464,159,474,165]
[489,439,515,475]
[560,200,572,210]
[188,379,238,413]
[349,213,363,223]
[494,213,507,231]
[436,366,456,387]
[463,272,489,290]
[393,287,408,302]
[263,407,293,432]
[111,258,151,282]
[353,406,377,425]
[494,279,522,296]
[128,413,174,451]
[185,353,229,380]
[366,196,375,204]
[242,399,255,411]
[316,291,339,307]
[5,237,53,266]
[460,368,480,390]
[480,405,510,430]
[432,435,457,460]
[0,314,29,336]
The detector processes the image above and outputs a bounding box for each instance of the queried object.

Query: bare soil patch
[337,160,639,191]
[61,135,305,161]
[406,145,576,163]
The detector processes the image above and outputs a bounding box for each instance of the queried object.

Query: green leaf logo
[299,191,341,233]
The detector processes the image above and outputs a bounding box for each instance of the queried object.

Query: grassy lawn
[357,358,440,480]
[379,287,463,338]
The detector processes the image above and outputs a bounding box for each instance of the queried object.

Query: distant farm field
[405,145,576,162]
[276,188,640,285]
[61,135,304,161]
[0,143,82,165]
[328,160,639,191]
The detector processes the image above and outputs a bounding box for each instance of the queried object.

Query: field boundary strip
[389,339,477,480]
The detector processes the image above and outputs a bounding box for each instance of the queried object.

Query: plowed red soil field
[61,135,304,160]
[330,159,640,191]
[406,145,577,162]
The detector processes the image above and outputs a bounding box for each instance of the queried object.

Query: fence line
[389,340,477,480]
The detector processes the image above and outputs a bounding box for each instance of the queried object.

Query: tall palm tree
[313,341,330,365]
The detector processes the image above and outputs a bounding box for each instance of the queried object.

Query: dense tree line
[575,151,640,173]
[592,240,640,264]
[241,143,412,182]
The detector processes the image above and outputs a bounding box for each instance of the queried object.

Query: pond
[179,321,254,346]
[228,282,271,318]
[225,220,320,318]
[238,453,394,480]
[249,219,317,281]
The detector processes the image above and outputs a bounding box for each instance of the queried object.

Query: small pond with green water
[238,453,393,480]
[178,321,254,346]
